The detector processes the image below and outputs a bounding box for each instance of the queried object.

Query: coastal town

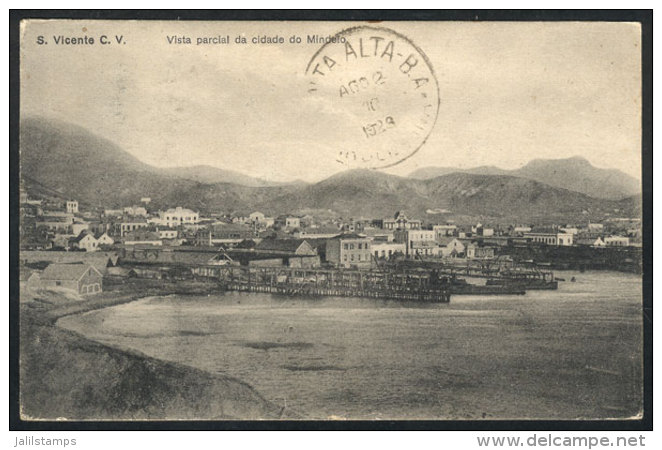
[19,186,642,299]
[14,16,649,426]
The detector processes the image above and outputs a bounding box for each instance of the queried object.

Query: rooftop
[255,238,315,254]
[41,263,101,281]
[330,232,368,240]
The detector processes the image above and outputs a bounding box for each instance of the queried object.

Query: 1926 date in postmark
[306,26,440,169]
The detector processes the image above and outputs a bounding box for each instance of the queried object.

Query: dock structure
[118,250,559,301]
[122,260,452,303]
[203,265,452,303]
[393,258,556,284]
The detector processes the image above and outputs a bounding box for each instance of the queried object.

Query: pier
[122,261,452,302]
[199,265,452,303]
[119,252,559,302]
[392,258,557,287]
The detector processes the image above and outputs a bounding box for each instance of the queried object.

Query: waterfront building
[466,243,496,260]
[524,230,574,246]
[39,263,103,295]
[371,241,406,260]
[575,236,606,247]
[394,229,438,257]
[326,233,372,268]
[604,235,630,247]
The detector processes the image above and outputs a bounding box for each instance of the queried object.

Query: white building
[438,238,466,258]
[371,241,406,260]
[383,211,422,230]
[433,224,457,239]
[249,211,265,223]
[66,200,79,214]
[575,236,605,247]
[471,223,494,237]
[277,216,301,229]
[69,231,98,252]
[394,229,438,257]
[158,228,179,240]
[604,236,630,247]
[524,231,574,246]
[124,205,148,217]
[466,243,495,260]
[249,211,275,230]
[95,232,115,247]
[161,207,200,228]
[115,219,149,237]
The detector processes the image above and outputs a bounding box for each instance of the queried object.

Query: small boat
[556,277,566,282]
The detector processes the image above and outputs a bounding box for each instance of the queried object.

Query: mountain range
[19,116,641,223]
[409,157,640,201]
[159,166,302,187]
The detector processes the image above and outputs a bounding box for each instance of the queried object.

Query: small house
[69,231,98,252]
[39,263,103,295]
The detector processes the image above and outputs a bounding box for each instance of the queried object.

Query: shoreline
[20,279,296,421]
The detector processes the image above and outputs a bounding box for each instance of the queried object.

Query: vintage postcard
[15,16,648,423]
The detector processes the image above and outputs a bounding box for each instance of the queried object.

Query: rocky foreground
[19,279,290,421]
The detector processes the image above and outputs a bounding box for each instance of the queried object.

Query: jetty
[117,250,560,302]
[198,265,452,303]
[392,258,558,290]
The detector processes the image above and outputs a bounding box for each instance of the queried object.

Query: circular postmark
[305,26,440,169]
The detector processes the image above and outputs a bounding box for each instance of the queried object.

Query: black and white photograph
[11,13,651,428]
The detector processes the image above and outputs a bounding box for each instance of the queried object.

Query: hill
[20,117,198,209]
[409,156,640,200]
[258,169,638,223]
[19,117,640,223]
[160,165,297,187]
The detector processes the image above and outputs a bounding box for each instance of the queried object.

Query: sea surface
[58,271,644,420]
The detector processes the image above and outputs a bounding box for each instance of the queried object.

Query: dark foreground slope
[20,318,282,420]
[19,283,288,421]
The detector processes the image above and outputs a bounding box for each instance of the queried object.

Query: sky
[20,20,642,182]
